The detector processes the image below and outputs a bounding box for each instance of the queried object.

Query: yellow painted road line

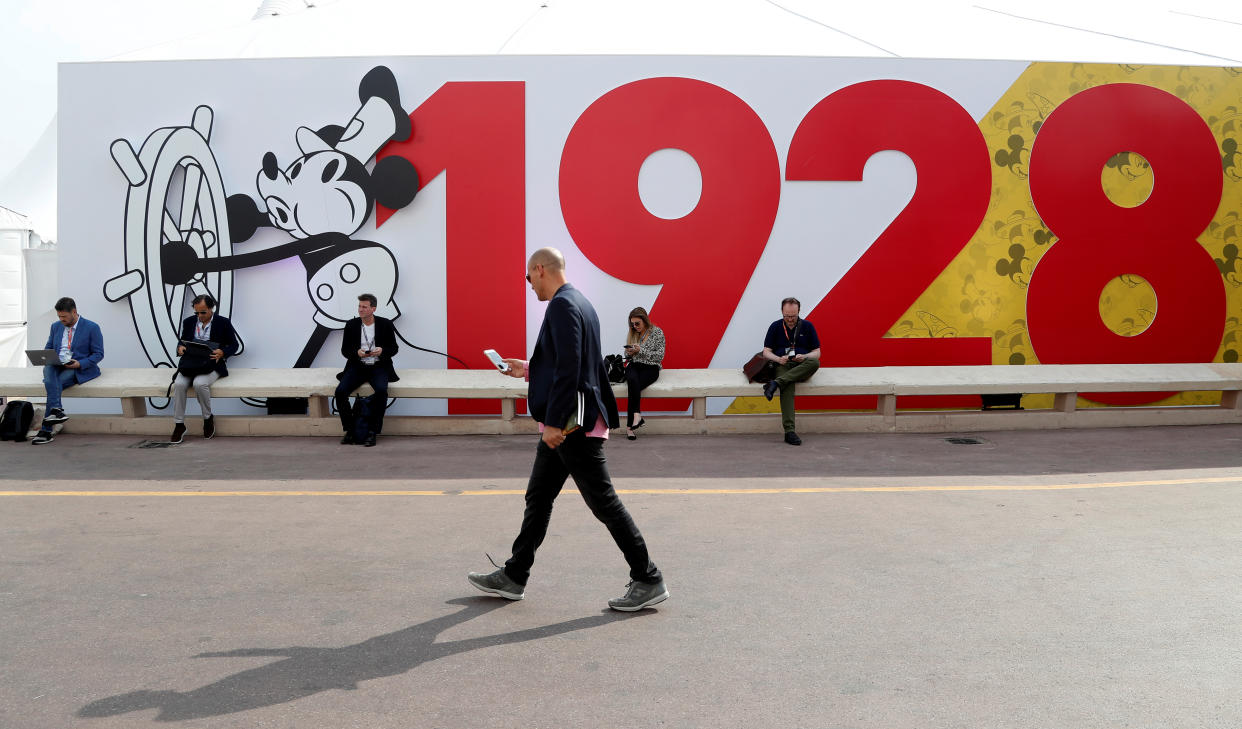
[1,475,1240,496]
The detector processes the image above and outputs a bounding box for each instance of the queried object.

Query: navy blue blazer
[44,316,105,383]
[528,283,619,431]
[179,314,240,377]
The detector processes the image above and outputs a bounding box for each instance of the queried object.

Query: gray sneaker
[467,568,525,601]
[608,580,669,611]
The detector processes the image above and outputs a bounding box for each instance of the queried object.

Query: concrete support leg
[879,394,897,426]
[308,396,330,418]
[120,397,147,418]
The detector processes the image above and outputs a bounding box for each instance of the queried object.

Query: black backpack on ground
[0,400,35,442]
[352,395,385,442]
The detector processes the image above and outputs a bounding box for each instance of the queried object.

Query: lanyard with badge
[783,319,801,356]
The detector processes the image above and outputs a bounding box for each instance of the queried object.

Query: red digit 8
[559,77,780,376]
[1027,83,1225,405]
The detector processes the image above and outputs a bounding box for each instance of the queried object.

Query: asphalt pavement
[2,425,1241,728]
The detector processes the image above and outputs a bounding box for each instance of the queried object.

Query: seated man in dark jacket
[335,293,399,446]
[171,294,240,443]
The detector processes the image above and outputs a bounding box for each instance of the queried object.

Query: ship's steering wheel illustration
[104,105,240,373]
[102,67,440,410]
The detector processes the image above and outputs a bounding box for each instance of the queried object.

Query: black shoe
[340,432,355,445]
[203,416,215,439]
[784,431,802,446]
[363,434,377,447]
[42,408,68,425]
[170,423,187,444]
[31,430,54,445]
[763,381,779,401]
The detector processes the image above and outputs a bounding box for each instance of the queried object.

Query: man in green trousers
[761,297,821,446]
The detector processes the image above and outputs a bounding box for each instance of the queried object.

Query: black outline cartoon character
[106,65,421,373]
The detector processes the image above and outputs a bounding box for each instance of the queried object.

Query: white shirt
[360,322,378,365]
[58,321,77,364]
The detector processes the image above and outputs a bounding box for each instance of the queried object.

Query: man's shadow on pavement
[79,596,649,722]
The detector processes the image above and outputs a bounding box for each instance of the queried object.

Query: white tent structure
[10,0,1239,240]
[2,0,1241,372]
[115,0,1241,65]
[0,205,55,368]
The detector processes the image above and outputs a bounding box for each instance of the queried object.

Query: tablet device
[180,339,219,352]
[25,349,61,366]
[483,349,510,372]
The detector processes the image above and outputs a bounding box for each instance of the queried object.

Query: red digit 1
[560,77,780,404]
[786,80,992,409]
[378,82,525,414]
[1027,83,1225,405]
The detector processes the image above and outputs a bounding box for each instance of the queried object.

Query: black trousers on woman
[504,433,662,586]
[624,362,660,428]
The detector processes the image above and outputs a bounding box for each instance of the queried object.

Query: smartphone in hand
[483,349,510,373]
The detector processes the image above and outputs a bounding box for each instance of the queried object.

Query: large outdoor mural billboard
[57,57,1242,415]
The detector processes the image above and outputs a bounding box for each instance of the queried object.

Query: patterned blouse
[627,326,666,367]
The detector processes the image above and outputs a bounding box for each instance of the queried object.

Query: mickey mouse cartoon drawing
[160,65,420,366]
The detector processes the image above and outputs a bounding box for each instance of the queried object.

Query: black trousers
[625,362,660,427]
[335,365,389,433]
[505,433,662,586]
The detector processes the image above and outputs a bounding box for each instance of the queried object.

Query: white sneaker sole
[467,576,524,601]
[609,588,670,612]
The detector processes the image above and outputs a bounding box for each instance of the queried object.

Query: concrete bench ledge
[3,363,1241,436]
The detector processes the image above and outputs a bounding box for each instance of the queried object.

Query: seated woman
[171,294,240,443]
[622,307,665,440]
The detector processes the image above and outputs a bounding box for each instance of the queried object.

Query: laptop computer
[25,349,62,366]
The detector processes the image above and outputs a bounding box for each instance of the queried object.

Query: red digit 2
[786,80,992,407]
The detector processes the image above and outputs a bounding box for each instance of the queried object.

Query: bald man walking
[468,248,668,611]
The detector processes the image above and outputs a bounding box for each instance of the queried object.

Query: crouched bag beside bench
[0,400,34,442]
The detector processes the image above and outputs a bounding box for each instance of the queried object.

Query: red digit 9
[1027,83,1225,405]
[559,77,781,378]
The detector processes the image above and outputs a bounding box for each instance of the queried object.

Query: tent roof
[108,0,1240,67]
[0,205,33,232]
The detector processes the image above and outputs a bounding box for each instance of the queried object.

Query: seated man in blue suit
[33,297,105,445]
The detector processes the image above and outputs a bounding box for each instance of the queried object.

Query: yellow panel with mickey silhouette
[727,62,1242,416]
